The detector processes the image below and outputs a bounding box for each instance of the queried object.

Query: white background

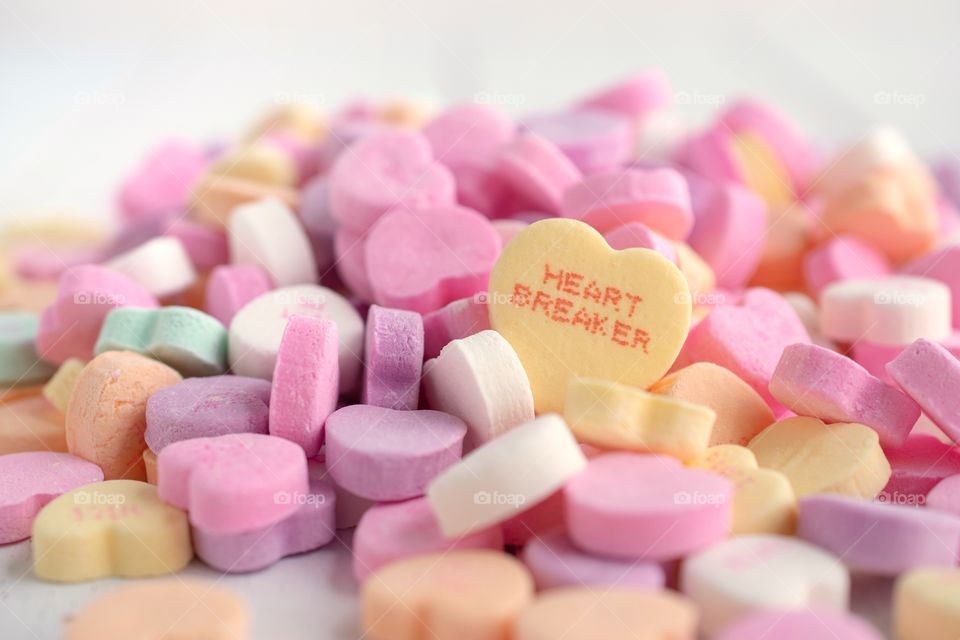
[0,1,956,637]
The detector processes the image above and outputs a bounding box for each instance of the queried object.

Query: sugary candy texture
[803,234,890,297]
[883,434,960,503]
[427,414,586,537]
[116,139,209,222]
[676,287,810,412]
[497,133,582,214]
[514,588,697,640]
[488,218,691,413]
[36,265,159,364]
[748,416,891,499]
[523,109,633,174]
[204,264,273,326]
[64,580,248,640]
[716,609,883,640]
[0,395,67,454]
[362,550,533,640]
[364,205,502,314]
[66,351,182,480]
[421,295,490,360]
[895,568,960,640]
[325,405,467,502]
[797,493,960,575]
[566,453,732,560]
[328,129,456,233]
[157,432,308,534]
[0,312,55,385]
[95,306,227,377]
[521,529,665,591]
[228,196,317,287]
[0,451,103,543]
[770,342,920,447]
[564,377,715,460]
[887,338,960,443]
[423,330,534,448]
[145,375,271,451]
[269,315,338,457]
[363,305,423,410]
[228,285,363,392]
[105,236,197,299]
[353,497,503,582]
[681,534,849,638]
[651,362,774,447]
[561,167,693,240]
[689,445,795,535]
[192,461,336,573]
[32,479,192,582]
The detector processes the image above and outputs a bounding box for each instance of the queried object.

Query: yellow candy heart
[689,444,796,535]
[895,568,960,640]
[42,358,85,414]
[489,219,691,413]
[731,132,795,208]
[32,479,191,582]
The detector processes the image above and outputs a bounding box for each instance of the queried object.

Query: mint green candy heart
[0,313,56,385]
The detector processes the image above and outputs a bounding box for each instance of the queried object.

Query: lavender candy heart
[145,375,271,452]
[362,304,424,410]
[192,461,336,573]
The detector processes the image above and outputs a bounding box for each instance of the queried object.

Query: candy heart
[189,173,299,231]
[64,580,248,640]
[363,305,423,410]
[895,567,960,640]
[803,234,890,297]
[42,357,85,413]
[32,479,192,582]
[887,338,960,444]
[364,205,502,313]
[0,395,67,454]
[228,196,317,286]
[116,139,209,222]
[157,432,308,534]
[204,264,273,326]
[883,434,960,503]
[523,109,633,174]
[574,69,672,119]
[0,312,56,385]
[328,129,456,233]
[105,236,197,298]
[421,295,491,359]
[0,451,103,543]
[209,142,297,186]
[496,133,582,214]
[681,534,849,637]
[716,609,883,640]
[902,245,960,326]
[603,221,677,263]
[163,219,229,271]
[95,306,227,377]
[488,218,691,413]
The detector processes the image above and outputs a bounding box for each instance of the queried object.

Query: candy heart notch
[488,218,691,413]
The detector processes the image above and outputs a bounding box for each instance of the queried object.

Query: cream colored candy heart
[894,567,960,640]
[32,479,192,582]
[689,445,795,535]
[42,357,85,414]
[489,218,691,413]
[209,142,297,186]
[748,416,891,499]
[105,237,197,299]
[228,196,318,287]
[564,376,715,460]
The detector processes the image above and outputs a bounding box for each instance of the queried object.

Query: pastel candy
[36,265,159,364]
[328,129,456,233]
[269,315,338,456]
[0,312,55,385]
[204,264,273,326]
[883,434,960,502]
[797,493,960,575]
[427,414,586,537]
[574,69,672,119]
[603,221,677,263]
[894,567,960,640]
[749,206,815,291]
[421,295,490,359]
[514,588,697,640]
[95,306,227,376]
[145,375,271,451]
[488,218,691,413]
[0,395,66,454]
[325,405,466,501]
[803,235,890,297]
[246,102,325,142]
[887,338,960,443]
[209,142,297,186]
[651,363,775,447]
[689,445,796,535]
[66,351,182,480]
[927,474,960,515]
[819,276,951,345]
[364,205,501,313]
[561,168,693,239]
[748,417,891,498]
[192,461,336,572]
[716,609,882,640]
[681,534,849,638]
[41,357,85,413]
[770,343,920,447]
[228,196,317,286]
[190,173,298,231]
[66,582,247,640]
[353,497,503,582]
[32,479,192,582]
[362,550,533,640]
[0,451,103,543]
[523,109,633,174]
[105,236,197,298]
[677,287,810,410]
[564,377,715,460]
[363,305,423,410]
[902,245,960,326]
[423,330,534,448]
[227,285,363,391]
[566,453,732,560]
[496,133,582,214]
[521,529,665,591]
[164,219,229,271]
[333,228,375,302]
[116,139,209,221]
